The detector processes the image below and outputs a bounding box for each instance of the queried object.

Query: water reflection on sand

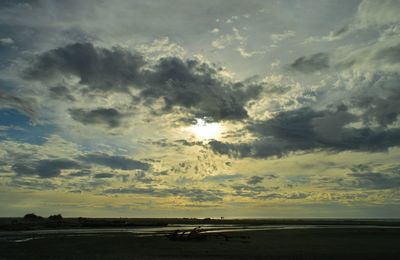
[2,224,400,242]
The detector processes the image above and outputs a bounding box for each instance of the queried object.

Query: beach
[1,227,400,259]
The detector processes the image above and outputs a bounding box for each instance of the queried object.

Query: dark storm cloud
[24,42,145,92]
[289,52,330,73]
[79,153,150,170]
[247,175,264,185]
[210,106,400,158]
[12,159,80,178]
[140,57,262,121]
[24,43,262,122]
[68,108,124,128]
[211,107,343,158]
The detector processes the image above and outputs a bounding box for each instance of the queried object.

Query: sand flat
[1,228,400,259]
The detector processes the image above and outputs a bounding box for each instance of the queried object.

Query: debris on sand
[166,227,248,242]
[166,227,207,241]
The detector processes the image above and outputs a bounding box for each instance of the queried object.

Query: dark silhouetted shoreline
[1,227,400,259]
[1,217,400,231]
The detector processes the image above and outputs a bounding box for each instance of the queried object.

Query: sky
[1,0,400,218]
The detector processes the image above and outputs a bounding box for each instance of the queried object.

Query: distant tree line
[23,213,63,221]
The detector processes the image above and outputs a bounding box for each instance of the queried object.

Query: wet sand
[1,228,400,259]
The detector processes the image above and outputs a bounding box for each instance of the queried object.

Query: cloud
[0,37,14,45]
[104,187,156,195]
[211,26,267,58]
[295,27,400,74]
[236,46,267,58]
[351,72,400,127]
[303,26,349,43]
[211,27,245,50]
[230,183,271,198]
[134,171,153,184]
[104,186,224,202]
[260,192,309,200]
[345,163,400,190]
[0,91,37,120]
[23,43,262,122]
[24,42,145,93]
[270,30,296,44]
[79,153,150,170]
[69,170,91,177]
[166,187,224,202]
[333,1,400,64]
[247,175,264,185]
[94,173,114,179]
[203,173,243,183]
[264,173,278,179]
[0,0,39,8]
[354,0,400,28]
[210,106,400,158]
[350,164,372,174]
[303,0,400,43]
[175,139,204,147]
[12,159,80,178]
[374,43,400,65]
[140,57,261,121]
[49,86,75,101]
[289,52,330,73]
[348,172,400,189]
[337,41,400,72]
[68,108,125,128]
[296,43,400,74]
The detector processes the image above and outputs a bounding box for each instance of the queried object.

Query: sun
[189,118,222,140]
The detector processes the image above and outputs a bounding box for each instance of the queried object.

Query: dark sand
[1,228,400,259]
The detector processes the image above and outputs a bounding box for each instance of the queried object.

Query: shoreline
[1,217,400,232]
[1,227,400,259]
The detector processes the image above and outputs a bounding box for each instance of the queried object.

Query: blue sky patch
[0,109,55,145]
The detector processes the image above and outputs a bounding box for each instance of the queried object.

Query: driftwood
[166,228,207,241]
[166,227,246,242]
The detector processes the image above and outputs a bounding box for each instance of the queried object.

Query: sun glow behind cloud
[189,119,222,140]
